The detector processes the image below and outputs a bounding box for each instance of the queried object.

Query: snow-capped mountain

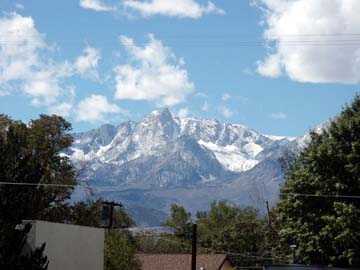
[68,108,295,183]
[67,108,307,226]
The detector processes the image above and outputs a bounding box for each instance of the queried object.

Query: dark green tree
[0,223,49,270]
[163,201,267,257]
[104,230,140,270]
[163,204,192,238]
[0,114,76,223]
[67,198,135,228]
[276,95,360,267]
[69,199,103,227]
[196,201,265,255]
[0,114,76,269]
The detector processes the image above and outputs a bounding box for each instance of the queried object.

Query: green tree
[104,230,140,270]
[0,114,76,223]
[0,114,76,269]
[163,201,267,257]
[276,95,360,267]
[69,199,103,227]
[0,223,49,270]
[163,204,192,238]
[68,199,135,228]
[196,201,265,255]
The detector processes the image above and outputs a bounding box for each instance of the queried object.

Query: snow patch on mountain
[198,140,260,172]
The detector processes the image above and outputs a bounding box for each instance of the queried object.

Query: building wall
[26,220,104,270]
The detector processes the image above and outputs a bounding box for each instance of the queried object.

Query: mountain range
[66,108,311,226]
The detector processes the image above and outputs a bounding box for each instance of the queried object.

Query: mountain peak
[145,108,173,123]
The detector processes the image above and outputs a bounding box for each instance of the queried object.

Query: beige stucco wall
[26,220,104,270]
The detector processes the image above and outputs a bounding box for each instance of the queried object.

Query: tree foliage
[196,201,265,255]
[0,114,76,269]
[67,198,135,228]
[163,201,267,256]
[277,95,360,267]
[0,223,49,270]
[163,204,192,238]
[104,230,140,270]
[0,114,76,223]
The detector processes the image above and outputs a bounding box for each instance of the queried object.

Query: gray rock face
[68,109,313,226]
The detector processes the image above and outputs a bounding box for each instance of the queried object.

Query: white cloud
[222,93,231,101]
[257,54,282,78]
[221,107,234,118]
[23,70,62,105]
[201,101,209,112]
[73,47,101,79]
[0,13,104,112]
[177,107,190,118]
[0,13,61,105]
[195,92,208,98]
[268,112,287,119]
[79,0,115,11]
[123,0,224,18]
[15,3,24,9]
[76,95,122,122]
[256,0,360,83]
[114,34,195,106]
[48,102,74,117]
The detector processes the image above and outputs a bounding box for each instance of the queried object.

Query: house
[23,220,105,270]
[136,253,235,270]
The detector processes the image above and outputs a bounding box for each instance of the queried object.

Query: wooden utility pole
[102,201,122,230]
[191,223,197,270]
[265,201,271,226]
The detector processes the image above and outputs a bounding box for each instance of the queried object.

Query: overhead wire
[3,33,360,47]
[1,181,360,200]
[135,232,271,259]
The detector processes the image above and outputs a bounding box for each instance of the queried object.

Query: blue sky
[0,0,359,136]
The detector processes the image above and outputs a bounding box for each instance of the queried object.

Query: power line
[0,181,78,188]
[136,233,271,259]
[280,192,360,199]
[1,181,360,200]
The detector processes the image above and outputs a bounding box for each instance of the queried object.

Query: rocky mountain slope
[67,108,306,226]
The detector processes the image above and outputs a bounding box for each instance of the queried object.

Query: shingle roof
[136,253,232,270]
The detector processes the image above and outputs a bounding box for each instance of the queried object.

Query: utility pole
[102,201,122,230]
[265,201,271,226]
[191,223,197,270]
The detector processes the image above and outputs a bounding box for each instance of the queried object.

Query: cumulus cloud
[221,107,234,118]
[268,112,287,119]
[0,13,103,114]
[222,93,231,101]
[256,0,360,84]
[0,13,60,105]
[15,3,24,9]
[79,0,115,11]
[114,34,195,106]
[177,107,190,118]
[73,47,101,79]
[48,102,74,117]
[76,95,122,122]
[195,92,208,98]
[123,0,224,18]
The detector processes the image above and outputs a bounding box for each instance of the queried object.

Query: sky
[0,0,359,136]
